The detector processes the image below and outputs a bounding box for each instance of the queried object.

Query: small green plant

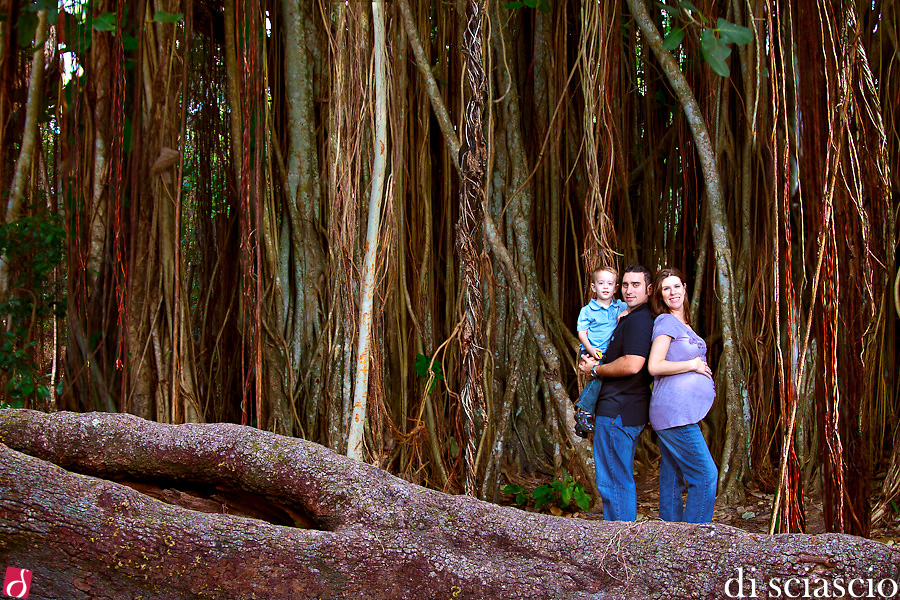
[414,353,444,393]
[502,470,591,512]
[0,211,64,406]
[501,484,531,506]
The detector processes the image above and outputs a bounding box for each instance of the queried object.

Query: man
[578,264,654,521]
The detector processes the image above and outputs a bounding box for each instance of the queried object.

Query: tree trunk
[281,0,324,383]
[0,409,897,600]
[624,0,748,503]
[348,0,389,460]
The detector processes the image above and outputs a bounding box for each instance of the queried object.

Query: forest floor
[502,461,900,544]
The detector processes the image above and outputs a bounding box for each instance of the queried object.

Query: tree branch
[397,0,462,173]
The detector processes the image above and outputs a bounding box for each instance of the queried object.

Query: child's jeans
[575,377,603,413]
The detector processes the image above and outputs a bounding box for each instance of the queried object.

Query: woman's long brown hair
[650,267,691,327]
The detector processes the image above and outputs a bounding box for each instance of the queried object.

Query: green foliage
[656,1,753,77]
[717,18,753,46]
[700,29,731,77]
[414,353,444,394]
[502,471,591,512]
[92,12,118,32]
[0,211,64,405]
[662,27,685,51]
[0,213,65,290]
[505,0,551,14]
[501,484,531,506]
[152,11,184,24]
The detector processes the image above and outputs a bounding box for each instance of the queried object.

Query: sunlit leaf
[574,487,591,511]
[662,27,685,51]
[717,18,753,46]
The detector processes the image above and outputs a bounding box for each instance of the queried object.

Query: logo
[3,568,31,599]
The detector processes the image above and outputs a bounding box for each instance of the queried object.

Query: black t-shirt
[594,302,653,426]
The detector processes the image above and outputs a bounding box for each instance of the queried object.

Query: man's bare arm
[593,355,645,378]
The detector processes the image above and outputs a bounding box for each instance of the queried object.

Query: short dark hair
[623,264,652,287]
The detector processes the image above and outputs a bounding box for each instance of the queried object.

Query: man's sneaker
[574,409,594,438]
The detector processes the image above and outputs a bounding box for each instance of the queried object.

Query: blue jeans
[575,377,603,413]
[593,414,644,521]
[656,423,717,523]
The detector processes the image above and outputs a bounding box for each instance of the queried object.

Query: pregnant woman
[647,267,717,523]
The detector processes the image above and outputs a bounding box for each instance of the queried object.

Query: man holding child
[577,265,654,522]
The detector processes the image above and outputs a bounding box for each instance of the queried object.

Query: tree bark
[348,0,389,460]
[624,0,748,503]
[281,0,324,383]
[397,0,461,173]
[0,409,897,600]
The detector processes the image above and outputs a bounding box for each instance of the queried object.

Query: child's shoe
[574,409,594,438]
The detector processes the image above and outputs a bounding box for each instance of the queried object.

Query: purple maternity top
[649,313,715,430]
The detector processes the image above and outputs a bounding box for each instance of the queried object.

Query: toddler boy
[573,267,627,437]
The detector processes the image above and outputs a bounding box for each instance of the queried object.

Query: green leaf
[448,435,459,459]
[122,33,138,51]
[701,29,731,77]
[656,1,680,16]
[574,486,591,511]
[717,18,753,46]
[504,1,526,8]
[532,484,555,508]
[503,484,531,506]
[662,27,684,51]
[152,11,184,24]
[523,0,539,7]
[413,353,430,378]
[678,0,700,13]
[92,12,118,32]
[560,484,573,507]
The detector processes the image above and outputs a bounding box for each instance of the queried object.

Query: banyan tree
[0,0,897,542]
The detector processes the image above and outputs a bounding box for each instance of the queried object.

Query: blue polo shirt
[576,298,627,352]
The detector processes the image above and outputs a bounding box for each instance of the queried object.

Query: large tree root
[0,409,897,599]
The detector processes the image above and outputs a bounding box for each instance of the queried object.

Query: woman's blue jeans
[593,414,644,521]
[656,423,717,523]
